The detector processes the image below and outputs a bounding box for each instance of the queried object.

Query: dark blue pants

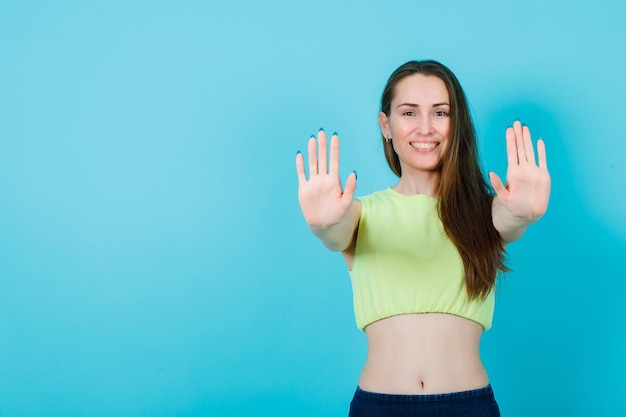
[348,385,500,417]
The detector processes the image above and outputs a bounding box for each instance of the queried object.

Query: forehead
[392,74,449,105]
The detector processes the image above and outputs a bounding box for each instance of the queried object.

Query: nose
[417,116,433,135]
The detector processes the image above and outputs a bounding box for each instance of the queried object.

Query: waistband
[353,384,494,403]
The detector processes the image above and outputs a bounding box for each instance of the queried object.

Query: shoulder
[357,188,393,205]
[355,189,397,224]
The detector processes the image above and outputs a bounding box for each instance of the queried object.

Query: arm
[489,121,551,244]
[310,200,361,252]
[295,130,360,251]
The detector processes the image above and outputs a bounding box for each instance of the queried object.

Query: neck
[393,171,440,197]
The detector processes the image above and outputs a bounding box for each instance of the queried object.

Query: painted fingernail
[319,127,325,132]
[332,131,338,136]
[353,170,358,180]
[296,150,301,155]
[310,134,315,139]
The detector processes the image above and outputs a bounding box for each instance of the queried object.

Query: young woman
[295,60,551,416]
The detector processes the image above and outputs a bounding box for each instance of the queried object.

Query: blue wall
[1,1,624,416]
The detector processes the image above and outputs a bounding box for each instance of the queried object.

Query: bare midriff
[359,313,489,395]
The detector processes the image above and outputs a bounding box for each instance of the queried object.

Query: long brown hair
[380,60,508,299]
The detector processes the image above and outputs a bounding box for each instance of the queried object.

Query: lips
[410,142,438,151]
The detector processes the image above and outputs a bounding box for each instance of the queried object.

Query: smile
[410,142,438,151]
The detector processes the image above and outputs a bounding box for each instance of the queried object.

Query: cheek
[391,120,411,135]
[438,121,451,140]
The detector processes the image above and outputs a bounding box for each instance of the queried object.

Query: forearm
[310,200,360,252]
[491,197,537,244]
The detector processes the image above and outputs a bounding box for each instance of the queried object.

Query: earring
[385,137,392,143]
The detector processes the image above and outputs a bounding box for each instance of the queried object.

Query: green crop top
[349,188,495,332]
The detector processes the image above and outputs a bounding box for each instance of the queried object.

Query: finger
[505,126,518,166]
[295,151,307,186]
[522,124,536,165]
[513,120,527,163]
[343,170,357,200]
[318,129,328,174]
[307,135,318,176]
[329,132,340,176]
[489,171,508,198]
[537,138,548,171]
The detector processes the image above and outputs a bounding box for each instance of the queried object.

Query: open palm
[489,121,551,223]
[295,130,356,229]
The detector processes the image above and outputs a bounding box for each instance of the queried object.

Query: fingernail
[319,127,325,132]
[353,170,358,180]
[310,134,315,139]
[296,150,301,155]
[332,131,338,136]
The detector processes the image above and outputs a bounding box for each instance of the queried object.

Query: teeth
[411,142,436,150]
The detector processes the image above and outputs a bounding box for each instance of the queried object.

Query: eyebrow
[396,102,450,109]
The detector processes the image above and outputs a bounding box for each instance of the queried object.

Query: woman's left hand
[490,120,551,228]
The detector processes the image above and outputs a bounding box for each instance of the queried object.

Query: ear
[378,111,390,139]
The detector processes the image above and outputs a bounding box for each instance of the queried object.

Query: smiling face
[378,74,451,178]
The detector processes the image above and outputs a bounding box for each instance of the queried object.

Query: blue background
[1,1,625,416]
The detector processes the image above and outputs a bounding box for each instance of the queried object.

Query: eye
[434,110,448,117]
[403,111,415,117]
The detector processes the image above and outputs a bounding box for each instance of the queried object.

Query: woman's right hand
[295,129,357,231]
